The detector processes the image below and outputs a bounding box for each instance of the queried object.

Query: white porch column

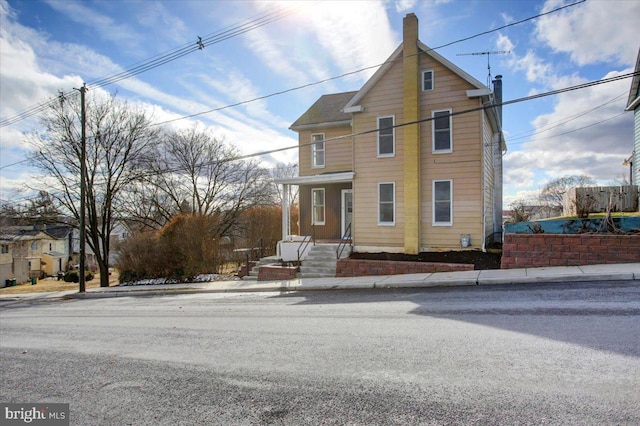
[281,183,290,240]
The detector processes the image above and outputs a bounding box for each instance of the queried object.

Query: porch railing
[297,226,315,267]
[245,237,264,277]
[336,222,352,259]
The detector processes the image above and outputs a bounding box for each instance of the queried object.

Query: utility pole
[78,83,87,293]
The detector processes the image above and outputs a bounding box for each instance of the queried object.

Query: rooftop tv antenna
[457,50,510,86]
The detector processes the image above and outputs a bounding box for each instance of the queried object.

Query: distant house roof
[290,91,358,131]
[43,225,72,240]
[0,225,72,240]
[626,47,640,111]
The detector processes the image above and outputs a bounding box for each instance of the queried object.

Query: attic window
[422,70,434,91]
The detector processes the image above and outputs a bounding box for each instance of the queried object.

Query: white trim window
[311,133,325,168]
[422,69,434,91]
[378,182,395,225]
[433,180,453,226]
[377,116,395,157]
[311,188,325,225]
[432,109,452,153]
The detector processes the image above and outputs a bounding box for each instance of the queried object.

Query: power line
[150,0,588,127]
[1,0,584,129]
[0,3,314,128]
[122,71,640,182]
[9,70,638,189]
[507,111,628,147]
[507,92,628,141]
[11,70,637,208]
[0,159,30,171]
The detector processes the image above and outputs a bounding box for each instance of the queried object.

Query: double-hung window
[433,180,453,226]
[378,182,395,225]
[377,116,395,157]
[432,109,452,153]
[311,188,325,225]
[311,133,325,168]
[422,70,434,91]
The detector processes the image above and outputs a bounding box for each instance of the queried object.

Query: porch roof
[275,171,354,185]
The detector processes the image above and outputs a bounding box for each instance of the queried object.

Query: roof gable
[290,91,358,130]
[626,48,640,111]
[344,41,487,110]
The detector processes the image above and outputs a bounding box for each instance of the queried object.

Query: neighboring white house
[625,47,640,199]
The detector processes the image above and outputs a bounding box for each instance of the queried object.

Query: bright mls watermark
[1,403,69,425]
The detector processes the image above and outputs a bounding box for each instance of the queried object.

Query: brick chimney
[403,13,420,254]
[492,74,503,125]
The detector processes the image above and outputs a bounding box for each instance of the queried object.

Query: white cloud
[395,0,417,13]
[244,0,396,89]
[136,2,189,45]
[305,1,396,81]
[504,69,634,185]
[536,0,640,67]
[42,0,142,52]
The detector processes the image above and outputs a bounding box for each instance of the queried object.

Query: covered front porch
[275,172,354,262]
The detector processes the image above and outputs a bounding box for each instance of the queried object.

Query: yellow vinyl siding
[297,124,353,176]
[353,59,404,248]
[419,53,484,250]
[482,109,495,244]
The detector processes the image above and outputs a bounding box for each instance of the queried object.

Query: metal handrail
[245,237,264,277]
[297,227,315,266]
[336,223,352,259]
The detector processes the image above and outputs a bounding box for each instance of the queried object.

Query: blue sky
[1,0,638,208]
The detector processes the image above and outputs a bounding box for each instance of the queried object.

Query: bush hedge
[63,270,95,283]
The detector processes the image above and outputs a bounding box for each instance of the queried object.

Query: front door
[341,189,353,238]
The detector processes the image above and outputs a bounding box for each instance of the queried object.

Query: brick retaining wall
[336,258,474,277]
[258,265,298,281]
[501,234,640,269]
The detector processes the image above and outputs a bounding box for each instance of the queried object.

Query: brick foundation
[258,265,298,281]
[501,234,640,269]
[336,259,473,277]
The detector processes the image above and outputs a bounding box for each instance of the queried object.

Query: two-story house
[277,13,505,258]
[0,225,73,285]
[625,47,639,192]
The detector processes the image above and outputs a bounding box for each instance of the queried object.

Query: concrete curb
[5,263,638,302]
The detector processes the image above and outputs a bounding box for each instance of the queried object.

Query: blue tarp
[504,217,640,234]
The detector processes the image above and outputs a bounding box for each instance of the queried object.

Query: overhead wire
[1,0,584,129]
[150,0,587,127]
[8,70,638,201]
[0,3,315,128]
[120,71,640,182]
[507,91,628,141]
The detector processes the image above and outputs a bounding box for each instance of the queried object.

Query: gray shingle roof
[290,91,357,130]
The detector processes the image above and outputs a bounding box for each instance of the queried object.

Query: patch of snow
[118,274,239,287]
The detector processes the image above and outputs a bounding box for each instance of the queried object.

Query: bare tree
[132,126,272,239]
[269,163,299,205]
[27,92,159,287]
[538,174,595,214]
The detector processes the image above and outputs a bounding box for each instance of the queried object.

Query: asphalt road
[1,281,639,425]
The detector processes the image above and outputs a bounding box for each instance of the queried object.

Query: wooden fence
[563,185,638,216]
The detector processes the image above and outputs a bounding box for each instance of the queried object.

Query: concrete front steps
[244,255,280,280]
[298,244,350,278]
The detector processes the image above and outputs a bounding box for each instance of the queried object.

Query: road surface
[1,281,639,425]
